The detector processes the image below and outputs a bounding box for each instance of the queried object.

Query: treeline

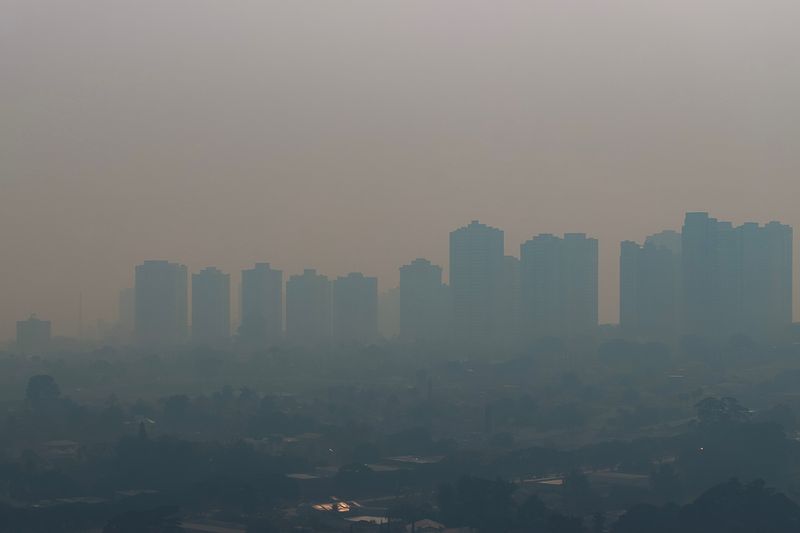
[433,476,800,533]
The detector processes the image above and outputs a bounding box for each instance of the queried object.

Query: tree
[694,397,749,426]
[438,476,516,532]
[103,506,183,533]
[25,375,61,410]
[755,404,797,431]
[650,464,682,503]
[592,512,606,533]
[161,395,190,423]
[335,463,375,494]
[613,479,800,533]
[564,470,595,515]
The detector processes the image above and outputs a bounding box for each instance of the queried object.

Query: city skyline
[7,2,800,341]
[7,213,795,347]
[7,3,800,530]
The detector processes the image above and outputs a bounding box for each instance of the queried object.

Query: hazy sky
[3,1,800,340]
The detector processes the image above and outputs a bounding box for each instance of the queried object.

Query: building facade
[332,272,378,345]
[399,258,449,343]
[682,213,792,339]
[619,230,681,340]
[520,233,598,339]
[449,220,505,345]
[192,267,231,346]
[135,260,188,346]
[117,287,135,341]
[286,269,332,347]
[16,315,52,355]
[240,263,283,348]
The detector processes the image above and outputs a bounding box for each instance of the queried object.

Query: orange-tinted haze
[3,1,800,339]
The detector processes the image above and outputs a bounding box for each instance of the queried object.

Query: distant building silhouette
[562,233,599,335]
[739,221,793,338]
[333,273,378,345]
[682,213,792,339]
[286,269,331,347]
[521,234,561,338]
[23,210,792,351]
[134,260,188,346]
[498,255,522,345]
[620,230,681,340]
[239,263,283,348]
[399,258,449,343]
[379,286,400,340]
[520,233,598,339]
[192,267,231,346]
[16,314,51,355]
[682,212,737,336]
[450,221,505,345]
[118,287,135,341]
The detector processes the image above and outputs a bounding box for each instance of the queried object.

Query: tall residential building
[379,287,400,340]
[739,221,793,337]
[563,233,599,334]
[520,234,561,337]
[682,212,792,338]
[239,263,283,347]
[682,213,734,336]
[16,315,52,355]
[520,233,598,338]
[450,220,505,345]
[399,258,448,342]
[332,272,378,345]
[498,255,522,344]
[192,267,231,346]
[118,287,135,340]
[135,260,188,346]
[619,230,681,340]
[286,269,331,347]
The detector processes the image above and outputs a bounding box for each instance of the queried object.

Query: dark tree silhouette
[438,476,516,532]
[438,476,584,532]
[103,506,183,533]
[25,375,61,410]
[613,479,800,533]
[650,463,683,503]
[694,397,749,426]
[564,470,596,515]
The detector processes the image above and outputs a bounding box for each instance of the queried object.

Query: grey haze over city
[10,3,800,533]
[4,0,800,340]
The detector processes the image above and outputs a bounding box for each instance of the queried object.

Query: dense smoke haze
[8,4,800,533]
[4,0,800,339]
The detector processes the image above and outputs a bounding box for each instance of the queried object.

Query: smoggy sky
[3,1,800,340]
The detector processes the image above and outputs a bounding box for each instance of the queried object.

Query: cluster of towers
[129,262,380,349]
[119,212,793,350]
[621,213,793,341]
[448,222,599,347]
